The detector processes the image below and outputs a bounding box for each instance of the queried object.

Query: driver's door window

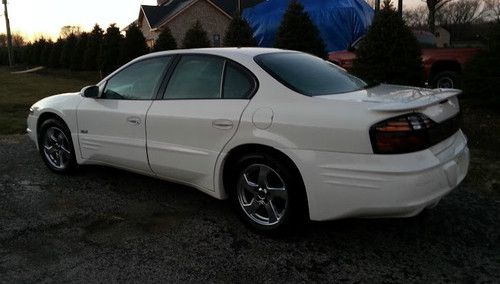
[102,57,172,100]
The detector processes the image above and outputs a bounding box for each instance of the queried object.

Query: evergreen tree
[153,27,177,52]
[22,43,33,66]
[119,23,149,65]
[59,33,78,68]
[352,3,424,86]
[463,21,500,107]
[83,24,104,71]
[99,24,123,76]
[70,32,89,71]
[274,0,326,58]
[48,39,64,68]
[182,21,210,49]
[29,38,47,66]
[40,40,53,66]
[223,14,257,47]
[0,48,7,65]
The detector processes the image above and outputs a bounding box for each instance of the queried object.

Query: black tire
[38,118,78,174]
[431,71,460,89]
[227,152,307,234]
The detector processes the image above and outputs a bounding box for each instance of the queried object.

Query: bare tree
[0,33,19,48]
[404,6,429,28]
[423,0,454,32]
[0,33,6,48]
[437,0,486,26]
[60,25,81,38]
[485,0,500,21]
[11,33,25,47]
[382,0,394,9]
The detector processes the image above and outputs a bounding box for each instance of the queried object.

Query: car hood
[35,92,79,104]
[31,92,81,113]
[317,84,461,112]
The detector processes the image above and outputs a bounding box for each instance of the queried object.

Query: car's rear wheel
[38,118,77,174]
[228,153,306,233]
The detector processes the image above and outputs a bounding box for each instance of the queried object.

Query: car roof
[99,48,293,85]
[138,47,293,61]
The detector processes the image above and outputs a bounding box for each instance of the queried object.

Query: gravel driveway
[0,135,499,283]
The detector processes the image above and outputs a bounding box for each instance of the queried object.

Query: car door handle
[126,116,141,126]
[212,119,233,130]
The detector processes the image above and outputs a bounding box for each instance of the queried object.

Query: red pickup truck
[329,31,480,88]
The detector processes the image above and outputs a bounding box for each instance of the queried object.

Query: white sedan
[27,48,469,232]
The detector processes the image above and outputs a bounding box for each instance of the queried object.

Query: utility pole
[375,0,380,13]
[398,0,403,17]
[238,0,241,14]
[2,0,14,67]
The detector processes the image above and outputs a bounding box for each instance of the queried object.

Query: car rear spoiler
[369,89,462,112]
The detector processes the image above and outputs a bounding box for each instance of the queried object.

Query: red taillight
[370,113,436,154]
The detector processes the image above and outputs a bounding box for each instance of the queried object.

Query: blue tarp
[242,0,374,52]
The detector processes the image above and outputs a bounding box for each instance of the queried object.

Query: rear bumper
[284,130,469,221]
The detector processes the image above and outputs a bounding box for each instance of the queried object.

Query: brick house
[137,0,263,48]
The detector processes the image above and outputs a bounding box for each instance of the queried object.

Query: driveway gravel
[0,135,499,283]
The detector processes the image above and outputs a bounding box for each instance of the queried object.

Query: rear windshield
[255,52,367,96]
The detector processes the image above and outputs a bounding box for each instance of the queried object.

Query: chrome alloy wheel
[236,164,288,226]
[42,126,72,170]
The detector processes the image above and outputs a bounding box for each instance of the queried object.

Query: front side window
[164,55,225,99]
[102,57,172,100]
[255,52,367,96]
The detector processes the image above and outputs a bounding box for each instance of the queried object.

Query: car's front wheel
[38,118,77,174]
[228,153,306,233]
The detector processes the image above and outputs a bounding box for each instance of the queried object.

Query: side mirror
[81,85,99,98]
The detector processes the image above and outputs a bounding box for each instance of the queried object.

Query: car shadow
[71,164,458,243]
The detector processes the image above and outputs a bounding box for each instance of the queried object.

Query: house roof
[211,0,266,16]
[140,0,266,29]
[141,0,194,28]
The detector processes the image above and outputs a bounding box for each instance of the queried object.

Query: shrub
[71,32,88,71]
[274,0,326,58]
[223,14,257,47]
[48,39,64,68]
[59,33,78,68]
[83,24,104,71]
[40,40,53,66]
[182,21,210,49]
[153,27,177,52]
[462,21,500,109]
[99,24,123,76]
[119,23,149,65]
[352,3,424,86]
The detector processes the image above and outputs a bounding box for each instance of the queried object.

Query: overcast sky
[0,0,424,41]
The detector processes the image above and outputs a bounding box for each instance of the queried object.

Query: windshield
[255,52,367,96]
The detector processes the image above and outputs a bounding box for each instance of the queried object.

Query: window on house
[213,34,221,47]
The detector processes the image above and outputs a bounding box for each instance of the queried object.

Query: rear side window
[255,52,367,96]
[223,63,254,99]
[164,55,225,99]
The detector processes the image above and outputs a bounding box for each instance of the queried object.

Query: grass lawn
[0,67,100,134]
